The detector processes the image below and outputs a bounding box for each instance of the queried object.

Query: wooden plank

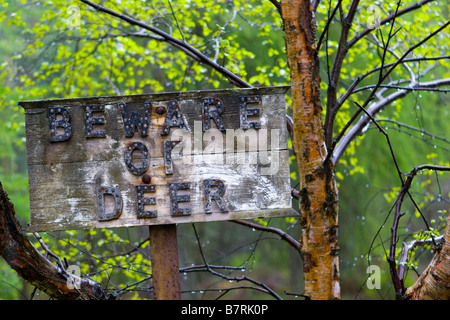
[26,151,294,232]
[22,92,288,165]
[20,87,297,232]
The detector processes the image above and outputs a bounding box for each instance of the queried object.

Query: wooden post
[149,224,181,300]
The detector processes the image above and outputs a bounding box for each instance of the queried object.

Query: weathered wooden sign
[19,86,296,232]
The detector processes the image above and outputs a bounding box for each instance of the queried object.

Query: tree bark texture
[0,182,113,300]
[281,0,340,299]
[404,214,450,300]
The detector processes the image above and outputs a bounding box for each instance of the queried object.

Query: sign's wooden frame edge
[19,86,291,109]
[26,208,299,233]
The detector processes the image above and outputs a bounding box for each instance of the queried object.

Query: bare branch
[0,182,114,300]
[350,83,450,94]
[337,55,450,109]
[327,5,449,161]
[191,224,282,299]
[79,0,252,88]
[404,213,450,300]
[33,232,66,271]
[166,0,186,43]
[326,0,404,151]
[353,101,404,184]
[312,0,321,12]
[269,0,282,16]
[316,0,342,53]
[346,99,450,299]
[347,0,435,50]
[286,114,294,137]
[324,0,361,147]
[398,236,444,285]
[388,165,450,297]
[232,219,301,254]
[212,6,238,63]
[331,77,450,163]
[331,16,450,164]
[375,118,450,145]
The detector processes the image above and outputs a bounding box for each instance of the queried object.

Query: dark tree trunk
[0,182,113,300]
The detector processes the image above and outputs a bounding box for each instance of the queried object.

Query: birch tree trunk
[282,0,340,300]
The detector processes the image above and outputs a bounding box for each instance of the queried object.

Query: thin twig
[191,224,283,300]
[269,0,282,16]
[354,101,404,183]
[324,0,360,147]
[232,219,301,254]
[347,0,434,49]
[316,0,342,52]
[79,0,252,88]
[331,16,450,164]
[389,164,450,297]
[398,235,444,282]
[351,84,450,94]
[337,55,450,109]
[329,0,402,153]
[33,232,66,271]
[166,0,186,43]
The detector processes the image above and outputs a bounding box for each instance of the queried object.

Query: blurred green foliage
[0,0,448,299]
